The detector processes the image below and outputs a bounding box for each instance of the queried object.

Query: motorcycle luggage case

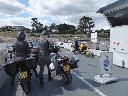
[70,61,78,69]
[4,62,18,77]
[69,57,79,69]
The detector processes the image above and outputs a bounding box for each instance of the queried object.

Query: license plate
[64,64,70,72]
[20,71,28,79]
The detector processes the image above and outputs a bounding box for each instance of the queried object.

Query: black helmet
[17,31,26,40]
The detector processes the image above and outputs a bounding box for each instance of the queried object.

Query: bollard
[122,60,125,68]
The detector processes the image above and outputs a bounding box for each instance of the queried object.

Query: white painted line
[72,72,106,96]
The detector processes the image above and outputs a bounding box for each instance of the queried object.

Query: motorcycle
[30,46,40,78]
[4,57,32,94]
[31,47,39,62]
[49,53,79,84]
[4,46,38,95]
[15,57,31,94]
[26,41,40,78]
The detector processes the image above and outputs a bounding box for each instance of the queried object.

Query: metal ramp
[94,74,119,85]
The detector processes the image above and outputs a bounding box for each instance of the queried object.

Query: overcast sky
[0,0,118,30]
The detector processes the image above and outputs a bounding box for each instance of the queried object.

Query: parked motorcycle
[4,57,32,94]
[49,53,79,84]
[15,57,31,94]
[30,46,40,78]
[4,46,38,95]
[31,46,39,62]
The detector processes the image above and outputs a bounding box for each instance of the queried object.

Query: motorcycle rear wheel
[20,77,31,94]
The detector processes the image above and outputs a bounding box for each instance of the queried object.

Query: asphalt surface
[2,43,128,96]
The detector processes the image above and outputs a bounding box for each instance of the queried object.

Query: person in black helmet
[38,29,52,87]
[14,30,30,58]
[11,30,31,86]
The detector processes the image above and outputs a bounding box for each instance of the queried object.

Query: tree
[78,16,95,34]
[49,23,56,33]
[31,18,44,33]
[56,23,76,34]
[68,25,76,34]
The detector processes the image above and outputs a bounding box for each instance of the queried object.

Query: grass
[0,32,109,41]
[0,31,17,37]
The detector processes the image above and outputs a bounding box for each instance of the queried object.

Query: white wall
[109,26,128,68]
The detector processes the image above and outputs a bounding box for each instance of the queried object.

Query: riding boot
[48,70,52,81]
[11,76,15,87]
[33,68,39,78]
[39,78,44,87]
[47,64,52,81]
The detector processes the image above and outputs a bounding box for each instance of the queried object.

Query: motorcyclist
[38,30,52,87]
[74,37,79,53]
[14,31,30,58]
[11,30,31,86]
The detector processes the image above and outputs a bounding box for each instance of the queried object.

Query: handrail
[113,48,128,54]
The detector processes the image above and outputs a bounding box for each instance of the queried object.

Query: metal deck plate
[94,75,119,85]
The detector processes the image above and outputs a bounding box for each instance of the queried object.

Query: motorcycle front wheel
[62,71,72,84]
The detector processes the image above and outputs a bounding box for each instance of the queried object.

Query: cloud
[26,0,118,29]
[0,0,118,29]
[27,0,118,16]
[0,2,21,15]
[0,17,32,28]
[0,0,26,16]
[0,16,60,29]
[27,0,96,16]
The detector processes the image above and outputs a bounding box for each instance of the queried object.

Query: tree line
[0,16,109,38]
[31,16,95,35]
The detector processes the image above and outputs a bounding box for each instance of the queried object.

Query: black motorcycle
[16,57,32,94]
[30,46,40,78]
[4,57,32,94]
[4,46,37,95]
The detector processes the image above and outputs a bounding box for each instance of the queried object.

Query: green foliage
[30,33,40,37]
[98,33,109,38]
[77,16,95,34]
[49,23,77,34]
[49,23,56,33]
[30,33,35,37]
[56,23,76,34]
[0,29,3,32]
[96,29,110,39]
[31,18,44,33]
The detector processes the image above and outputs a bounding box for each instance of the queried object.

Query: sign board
[100,52,113,74]
[91,32,97,43]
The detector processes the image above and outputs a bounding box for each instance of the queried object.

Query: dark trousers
[39,64,51,81]
[38,52,51,81]
[75,45,79,51]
